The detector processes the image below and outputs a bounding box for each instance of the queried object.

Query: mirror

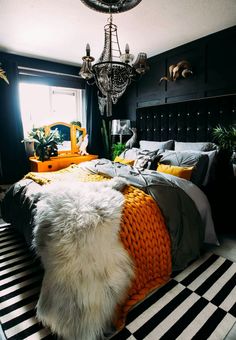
[50,124,71,152]
[45,122,86,154]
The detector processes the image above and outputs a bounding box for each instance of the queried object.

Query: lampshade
[111,120,132,135]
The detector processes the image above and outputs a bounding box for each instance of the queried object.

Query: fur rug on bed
[33,177,134,340]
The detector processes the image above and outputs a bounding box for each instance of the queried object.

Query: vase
[23,141,35,157]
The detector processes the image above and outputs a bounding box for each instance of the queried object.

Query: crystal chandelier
[79,0,149,116]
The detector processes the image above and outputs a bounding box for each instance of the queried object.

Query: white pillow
[139,140,174,151]
[175,141,217,152]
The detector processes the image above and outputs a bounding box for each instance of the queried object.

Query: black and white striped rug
[0,223,236,340]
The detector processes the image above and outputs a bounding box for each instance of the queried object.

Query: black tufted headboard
[136,95,236,232]
[136,95,236,142]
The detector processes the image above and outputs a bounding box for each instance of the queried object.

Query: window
[19,83,85,137]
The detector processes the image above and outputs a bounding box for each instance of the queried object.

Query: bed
[1,94,235,339]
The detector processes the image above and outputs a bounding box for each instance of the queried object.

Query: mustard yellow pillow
[157,163,194,180]
[114,156,135,166]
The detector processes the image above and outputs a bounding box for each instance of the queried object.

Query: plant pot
[35,145,51,162]
[35,143,59,162]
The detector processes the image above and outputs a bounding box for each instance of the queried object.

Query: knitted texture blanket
[25,168,172,333]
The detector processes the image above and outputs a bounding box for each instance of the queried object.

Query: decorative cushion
[134,150,162,170]
[139,140,174,151]
[185,150,218,186]
[159,150,209,186]
[174,141,218,152]
[119,148,140,160]
[114,156,135,166]
[157,163,194,180]
[201,150,218,186]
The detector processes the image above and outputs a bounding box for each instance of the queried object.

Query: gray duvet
[78,159,205,270]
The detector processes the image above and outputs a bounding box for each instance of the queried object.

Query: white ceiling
[0,0,236,66]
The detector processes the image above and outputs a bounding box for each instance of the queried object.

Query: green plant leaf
[22,126,63,161]
[0,67,9,84]
[111,142,126,160]
[212,124,236,152]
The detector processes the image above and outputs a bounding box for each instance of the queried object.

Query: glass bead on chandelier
[79,13,149,116]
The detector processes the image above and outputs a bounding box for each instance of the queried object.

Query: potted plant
[212,124,236,175]
[23,127,63,162]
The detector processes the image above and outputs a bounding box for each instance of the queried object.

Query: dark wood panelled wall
[114,26,236,121]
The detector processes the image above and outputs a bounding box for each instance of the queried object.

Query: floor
[205,232,236,339]
[0,218,7,340]
[0,217,235,339]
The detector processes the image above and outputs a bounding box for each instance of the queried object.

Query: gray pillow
[175,141,218,152]
[134,149,163,171]
[159,150,209,186]
[185,150,218,186]
[119,148,140,160]
[139,140,174,151]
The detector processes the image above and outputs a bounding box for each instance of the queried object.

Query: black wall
[0,52,84,183]
[0,52,84,88]
[114,26,236,121]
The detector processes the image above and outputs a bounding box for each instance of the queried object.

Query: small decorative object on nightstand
[77,134,89,156]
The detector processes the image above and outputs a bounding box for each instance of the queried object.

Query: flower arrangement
[23,127,63,161]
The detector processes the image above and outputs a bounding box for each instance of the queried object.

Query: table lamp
[111,119,132,143]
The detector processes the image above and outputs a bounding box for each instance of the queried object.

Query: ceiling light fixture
[79,0,149,117]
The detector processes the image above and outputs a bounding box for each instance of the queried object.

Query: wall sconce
[111,119,132,144]
[159,60,193,84]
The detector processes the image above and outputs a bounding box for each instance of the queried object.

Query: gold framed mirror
[44,122,86,154]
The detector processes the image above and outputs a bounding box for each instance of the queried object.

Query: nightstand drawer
[29,154,98,172]
[30,160,60,172]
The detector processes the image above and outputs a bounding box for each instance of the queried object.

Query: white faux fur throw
[33,177,134,340]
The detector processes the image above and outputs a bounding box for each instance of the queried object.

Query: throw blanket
[2,161,204,269]
[26,170,172,340]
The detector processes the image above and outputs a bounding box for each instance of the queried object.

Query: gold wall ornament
[0,67,9,85]
[159,60,193,84]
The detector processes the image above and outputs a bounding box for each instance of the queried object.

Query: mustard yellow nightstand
[29,154,98,172]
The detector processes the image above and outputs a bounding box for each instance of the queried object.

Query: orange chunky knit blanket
[25,170,172,329]
[116,183,172,328]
